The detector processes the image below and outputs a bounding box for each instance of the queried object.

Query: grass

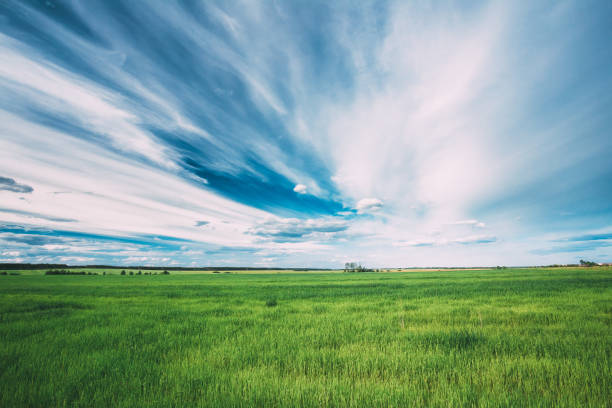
[0,267,610,407]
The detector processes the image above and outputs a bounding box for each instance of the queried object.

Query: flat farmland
[0,267,610,407]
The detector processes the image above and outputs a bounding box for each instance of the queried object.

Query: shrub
[120,270,126,275]
[265,298,278,307]
[137,270,142,275]
[129,271,134,276]
[0,271,7,275]
[162,270,170,275]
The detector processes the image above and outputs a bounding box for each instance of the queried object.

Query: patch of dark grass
[4,300,90,314]
[414,329,485,352]
[313,305,327,314]
[207,307,234,317]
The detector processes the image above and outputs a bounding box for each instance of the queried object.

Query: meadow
[0,267,610,407]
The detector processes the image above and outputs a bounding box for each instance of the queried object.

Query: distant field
[1,267,492,275]
[0,267,610,407]
[0,268,342,275]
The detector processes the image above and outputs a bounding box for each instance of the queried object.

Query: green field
[0,267,610,407]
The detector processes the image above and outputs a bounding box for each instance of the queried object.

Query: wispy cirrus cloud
[0,208,76,223]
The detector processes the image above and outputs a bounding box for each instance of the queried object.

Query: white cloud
[451,219,486,228]
[393,234,496,247]
[393,238,440,247]
[58,256,95,263]
[355,198,383,213]
[293,184,307,194]
[0,257,24,263]
[453,235,497,244]
[249,216,349,243]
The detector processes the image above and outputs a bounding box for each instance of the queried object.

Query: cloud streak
[0,176,33,193]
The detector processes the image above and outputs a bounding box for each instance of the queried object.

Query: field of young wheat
[0,267,610,407]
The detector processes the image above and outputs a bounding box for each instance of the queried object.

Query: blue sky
[1,0,611,267]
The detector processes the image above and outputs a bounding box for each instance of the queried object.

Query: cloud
[561,233,612,242]
[453,235,497,245]
[394,234,496,247]
[532,231,612,255]
[1,234,65,246]
[355,198,383,213]
[532,240,612,255]
[249,217,349,242]
[194,220,210,227]
[206,246,260,255]
[58,256,94,263]
[451,219,486,228]
[393,239,438,247]
[0,176,33,193]
[0,208,76,222]
[293,184,307,194]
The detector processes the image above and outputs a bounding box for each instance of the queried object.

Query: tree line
[343,262,376,272]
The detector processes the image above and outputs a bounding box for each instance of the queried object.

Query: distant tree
[129,270,134,275]
[121,270,126,275]
[162,270,170,275]
[344,262,373,272]
[579,259,597,267]
[137,270,142,275]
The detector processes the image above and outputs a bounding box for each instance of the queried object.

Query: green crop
[0,267,610,407]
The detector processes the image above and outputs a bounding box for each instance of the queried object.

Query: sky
[1,0,611,268]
